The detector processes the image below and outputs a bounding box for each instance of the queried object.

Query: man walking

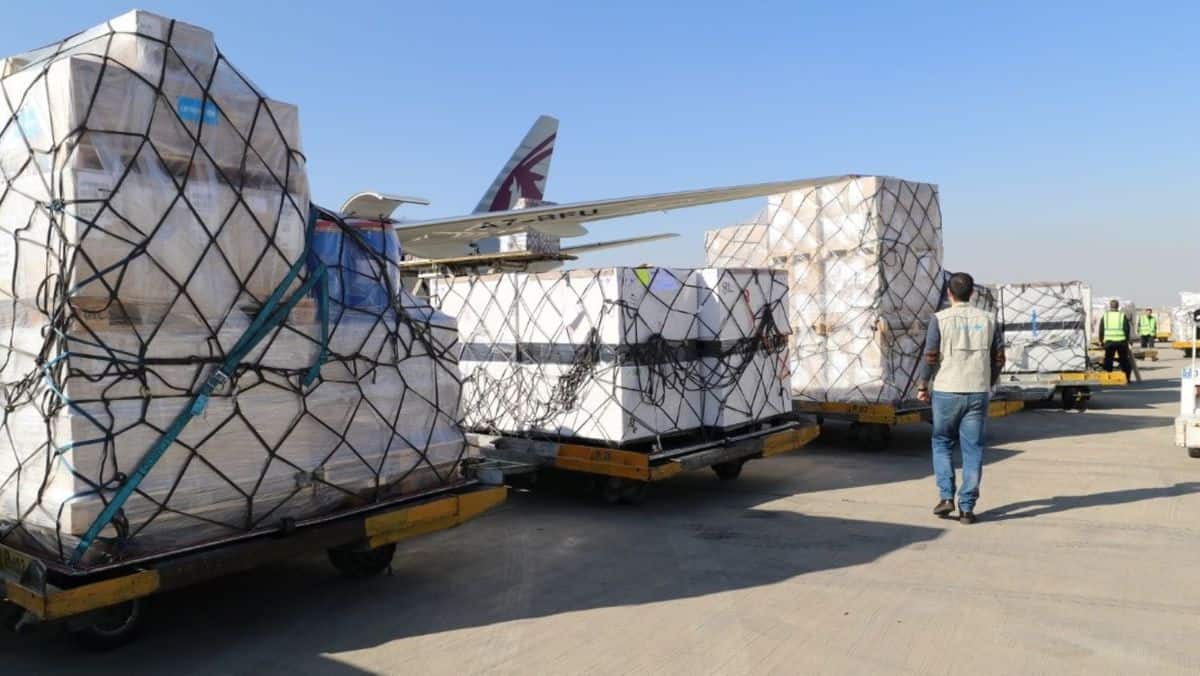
[1138,308,1157,349]
[916,272,1004,524]
[1098,300,1133,379]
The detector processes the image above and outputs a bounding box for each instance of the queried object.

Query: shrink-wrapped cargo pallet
[432,267,791,445]
[998,282,1090,373]
[0,12,464,566]
[1172,293,1200,342]
[705,176,944,404]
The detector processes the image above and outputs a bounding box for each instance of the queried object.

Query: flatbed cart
[1,480,506,650]
[466,418,820,505]
[1173,340,1200,358]
[994,370,1128,411]
[794,398,1025,451]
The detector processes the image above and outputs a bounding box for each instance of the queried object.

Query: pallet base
[470,420,820,483]
[2,483,506,623]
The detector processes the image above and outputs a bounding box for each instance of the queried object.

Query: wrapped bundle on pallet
[431,267,790,446]
[705,176,944,404]
[998,282,1090,373]
[1172,292,1200,342]
[0,12,464,567]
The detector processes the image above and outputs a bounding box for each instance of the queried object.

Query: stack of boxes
[0,11,464,564]
[706,176,944,404]
[998,282,1090,374]
[433,267,791,445]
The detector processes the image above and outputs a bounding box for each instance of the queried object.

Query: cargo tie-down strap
[68,210,329,565]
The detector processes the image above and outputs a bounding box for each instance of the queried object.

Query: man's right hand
[917,389,931,403]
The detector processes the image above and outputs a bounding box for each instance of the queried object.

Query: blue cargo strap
[70,209,328,566]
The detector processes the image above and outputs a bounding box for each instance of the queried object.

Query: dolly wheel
[69,599,145,652]
[1189,448,1200,459]
[600,477,648,505]
[712,460,744,481]
[620,480,650,505]
[851,422,891,451]
[328,543,397,578]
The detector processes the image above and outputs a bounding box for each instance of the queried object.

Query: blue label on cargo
[177,96,219,125]
[15,108,41,139]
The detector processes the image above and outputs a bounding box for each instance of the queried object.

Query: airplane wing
[394,175,854,258]
[560,232,679,255]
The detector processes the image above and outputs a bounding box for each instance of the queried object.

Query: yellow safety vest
[1139,315,1157,336]
[1103,311,1126,343]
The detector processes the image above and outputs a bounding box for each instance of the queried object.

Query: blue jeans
[931,391,990,512]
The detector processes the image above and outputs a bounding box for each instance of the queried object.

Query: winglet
[474,115,558,213]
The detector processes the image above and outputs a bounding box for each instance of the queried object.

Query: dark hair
[948,272,974,302]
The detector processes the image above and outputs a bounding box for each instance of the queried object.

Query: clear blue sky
[3,2,1196,305]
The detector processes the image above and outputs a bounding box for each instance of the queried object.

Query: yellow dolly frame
[468,418,820,505]
[1,481,506,651]
[794,399,1025,451]
[1173,340,1200,358]
[994,370,1128,411]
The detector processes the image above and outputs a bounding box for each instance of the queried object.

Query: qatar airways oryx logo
[488,134,555,211]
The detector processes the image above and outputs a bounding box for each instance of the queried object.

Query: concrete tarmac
[4,356,1197,675]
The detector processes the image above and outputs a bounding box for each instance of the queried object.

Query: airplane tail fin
[474,115,558,213]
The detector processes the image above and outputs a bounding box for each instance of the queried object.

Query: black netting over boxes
[0,11,464,568]
[998,282,1090,373]
[705,176,943,405]
[431,267,791,446]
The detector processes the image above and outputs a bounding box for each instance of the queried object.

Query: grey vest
[933,304,995,394]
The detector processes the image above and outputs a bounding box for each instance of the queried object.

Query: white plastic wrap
[999,282,1089,373]
[434,267,791,444]
[705,176,944,404]
[0,12,465,565]
[1172,292,1200,342]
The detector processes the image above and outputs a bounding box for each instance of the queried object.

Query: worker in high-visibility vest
[1098,299,1132,379]
[1138,309,1158,349]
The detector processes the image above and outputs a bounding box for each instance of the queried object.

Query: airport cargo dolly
[794,398,1025,451]
[1,479,506,651]
[994,370,1128,412]
[1173,340,1200,358]
[467,418,820,505]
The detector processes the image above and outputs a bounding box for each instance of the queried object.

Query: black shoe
[933,499,955,517]
[959,511,977,525]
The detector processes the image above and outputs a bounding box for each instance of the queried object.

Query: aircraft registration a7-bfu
[336,115,850,274]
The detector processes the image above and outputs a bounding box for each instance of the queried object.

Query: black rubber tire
[1,600,24,632]
[69,599,144,652]
[1189,448,1200,459]
[712,460,744,481]
[851,423,891,451]
[619,480,649,505]
[507,471,539,491]
[599,476,625,505]
[328,543,397,579]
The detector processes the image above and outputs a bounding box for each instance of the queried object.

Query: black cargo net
[431,267,791,447]
[705,176,944,404]
[998,283,1089,374]
[0,13,464,568]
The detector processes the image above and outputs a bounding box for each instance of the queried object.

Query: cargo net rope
[998,283,1088,374]
[433,268,792,447]
[705,176,944,405]
[0,14,464,568]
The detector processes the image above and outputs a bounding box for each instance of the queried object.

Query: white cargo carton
[436,266,791,444]
[999,282,1089,374]
[705,176,944,404]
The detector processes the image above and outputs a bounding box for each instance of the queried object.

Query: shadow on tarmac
[980,482,1200,521]
[0,472,945,674]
